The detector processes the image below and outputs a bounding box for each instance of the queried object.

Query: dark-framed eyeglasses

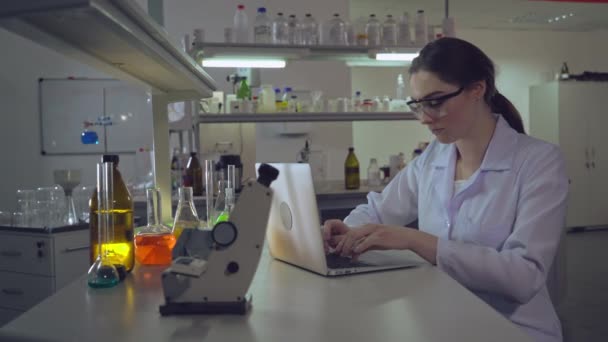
[406,87,465,119]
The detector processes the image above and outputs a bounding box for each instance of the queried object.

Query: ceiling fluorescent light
[202,59,286,68]
[375,53,419,62]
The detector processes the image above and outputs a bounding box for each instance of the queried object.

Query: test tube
[204,160,215,229]
[226,165,236,212]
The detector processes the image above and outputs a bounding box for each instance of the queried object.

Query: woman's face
[409,70,485,144]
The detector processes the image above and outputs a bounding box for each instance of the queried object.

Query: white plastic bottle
[396,74,406,100]
[397,12,411,46]
[365,14,382,46]
[301,14,319,45]
[414,10,427,46]
[272,12,289,44]
[353,91,362,112]
[287,14,300,45]
[367,158,381,187]
[328,13,347,45]
[382,15,397,46]
[254,7,272,44]
[233,4,249,43]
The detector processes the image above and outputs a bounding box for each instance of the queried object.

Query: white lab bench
[0,249,531,342]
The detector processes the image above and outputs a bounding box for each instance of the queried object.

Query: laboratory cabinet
[0,228,89,326]
[530,81,608,229]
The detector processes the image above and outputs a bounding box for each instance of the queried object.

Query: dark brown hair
[409,37,525,134]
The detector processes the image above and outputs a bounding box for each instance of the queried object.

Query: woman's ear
[468,80,487,101]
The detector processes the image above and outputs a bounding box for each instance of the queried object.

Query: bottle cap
[238,5,245,10]
[349,147,354,152]
[305,13,312,17]
[102,154,119,165]
[257,7,266,13]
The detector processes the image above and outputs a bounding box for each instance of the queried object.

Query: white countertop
[0,250,531,342]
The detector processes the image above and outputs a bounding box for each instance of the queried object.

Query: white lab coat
[344,115,567,342]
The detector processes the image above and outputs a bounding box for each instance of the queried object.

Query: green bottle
[345,147,360,190]
[236,78,251,100]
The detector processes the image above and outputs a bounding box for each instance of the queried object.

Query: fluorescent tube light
[202,59,286,68]
[375,53,419,62]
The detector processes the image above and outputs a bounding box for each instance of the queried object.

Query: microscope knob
[212,221,238,248]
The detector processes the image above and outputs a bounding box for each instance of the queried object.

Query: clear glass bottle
[396,73,406,100]
[366,14,382,46]
[233,4,249,43]
[354,16,368,46]
[172,187,200,240]
[134,188,176,265]
[397,12,411,46]
[414,10,428,46]
[344,147,360,190]
[367,158,382,187]
[288,95,298,113]
[328,13,347,45]
[287,14,300,45]
[382,15,397,46]
[191,29,204,65]
[89,155,134,273]
[272,12,289,44]
[254,7,272,44]
[301,13,319,45]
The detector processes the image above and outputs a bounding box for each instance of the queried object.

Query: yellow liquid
[90,209,135,272]
[172,221,199,240]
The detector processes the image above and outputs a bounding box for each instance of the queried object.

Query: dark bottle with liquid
[89,155,135,273]
[344,147,360,190]
[183,152,203,196]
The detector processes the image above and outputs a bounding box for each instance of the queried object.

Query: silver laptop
[256,163,424,276]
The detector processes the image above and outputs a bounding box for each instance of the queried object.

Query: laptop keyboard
[326,253,371,269]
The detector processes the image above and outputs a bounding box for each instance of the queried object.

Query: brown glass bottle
[344,147,360,190]
[183,152,203,196]
[89,155,135,272]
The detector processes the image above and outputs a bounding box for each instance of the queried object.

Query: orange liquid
[134,234,176,265]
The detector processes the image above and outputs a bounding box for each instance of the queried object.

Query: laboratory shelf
[196,112,417,123]
[198,42,421,66]
[0,0,217,99]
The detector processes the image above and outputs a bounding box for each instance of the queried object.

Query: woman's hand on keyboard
[322,219,350,253]
[334,224,410,259]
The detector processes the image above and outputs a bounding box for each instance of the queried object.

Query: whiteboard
[39,78,153,155]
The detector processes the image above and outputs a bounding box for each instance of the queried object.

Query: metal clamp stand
[159,164,279,315]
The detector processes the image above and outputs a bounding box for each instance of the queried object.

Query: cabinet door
[559,83,593,228]
[0,307,22,327]
[53,230,90,291]
[0,271,53,310]
[0,233,52,276]
[587,84,608,226]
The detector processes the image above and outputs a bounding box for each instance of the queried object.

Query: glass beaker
[87,162,119,288]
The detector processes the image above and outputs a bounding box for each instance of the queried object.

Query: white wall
[352,29,608,173]
[0,1,152,211]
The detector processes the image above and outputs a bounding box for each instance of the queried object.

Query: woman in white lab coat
[322,37,567,342]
